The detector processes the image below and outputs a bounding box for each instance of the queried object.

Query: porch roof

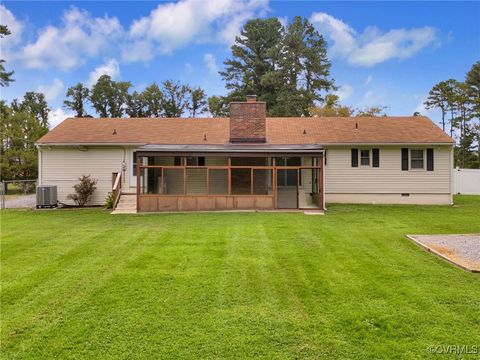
[136,144,324,154]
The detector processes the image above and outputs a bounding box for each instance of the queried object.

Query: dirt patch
[406,234,480,273]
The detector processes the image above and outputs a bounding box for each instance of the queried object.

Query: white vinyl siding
[325,146,452,194]
[39,147,131,206]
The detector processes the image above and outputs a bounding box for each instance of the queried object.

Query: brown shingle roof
[37,116,454,145]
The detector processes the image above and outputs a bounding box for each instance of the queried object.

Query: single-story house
[36,95,454,212]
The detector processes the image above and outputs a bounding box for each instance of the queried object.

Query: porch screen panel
[231,168,251,194]
[140,168,162,194]
[209,169,228,194]
[187,168,207,194]
[163,168,184,195]
[253,169,272,195]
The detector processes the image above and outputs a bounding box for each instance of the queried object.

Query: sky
[1,1,479,128]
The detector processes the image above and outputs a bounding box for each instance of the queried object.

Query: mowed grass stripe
[1,197,479,359]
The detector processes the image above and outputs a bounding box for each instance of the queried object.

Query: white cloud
[334,84,353,101]
[48,108,74,128]
[123,0,268,61]
[0,4,24,61]
[87,59,120,87]
[311,12,438,67]
[204,53,218,75]
[364,75,373,86]
[3,1,268,68]
[310,12,356,58]
[18,7,123,70]
[37,78,64,101]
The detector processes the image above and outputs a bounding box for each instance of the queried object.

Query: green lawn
[1,197,479,359]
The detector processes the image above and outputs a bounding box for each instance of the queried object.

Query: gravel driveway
[407,234,480,272]
[4,194,36,209]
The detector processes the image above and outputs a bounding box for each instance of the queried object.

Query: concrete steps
[111,193,137,214]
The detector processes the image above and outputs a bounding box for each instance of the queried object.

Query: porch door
[276,168,298,209]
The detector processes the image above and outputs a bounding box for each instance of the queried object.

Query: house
[36,95,454,212]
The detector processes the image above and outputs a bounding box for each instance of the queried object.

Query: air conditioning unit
[36,185,57,208]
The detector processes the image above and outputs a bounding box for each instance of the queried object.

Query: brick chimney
[229,95,266,143]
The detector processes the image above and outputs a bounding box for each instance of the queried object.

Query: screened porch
[135,151,324,212]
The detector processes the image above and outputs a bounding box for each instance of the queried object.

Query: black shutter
[401,148,409,171]
[372,149,380,167]
[351,149,358,167]
[427,148,434,171]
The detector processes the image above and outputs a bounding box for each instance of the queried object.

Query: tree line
[64,77,227,118]
[424,62,480,168]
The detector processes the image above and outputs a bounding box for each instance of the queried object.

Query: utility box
[36,185,57,208]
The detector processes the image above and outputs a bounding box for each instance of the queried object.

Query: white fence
[453,168,480,195]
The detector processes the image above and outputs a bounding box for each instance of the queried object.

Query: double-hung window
[410,149,424,169]
[360,150,370,166]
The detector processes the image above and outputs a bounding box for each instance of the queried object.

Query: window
[186,157,205,166]
[410,149,424,169]
[360,150,370,166]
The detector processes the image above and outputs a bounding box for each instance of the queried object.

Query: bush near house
[67,175,97,206]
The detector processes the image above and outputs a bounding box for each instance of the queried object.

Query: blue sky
[1,1,479,127]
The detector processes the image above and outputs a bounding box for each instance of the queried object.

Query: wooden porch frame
[135,154,324,211]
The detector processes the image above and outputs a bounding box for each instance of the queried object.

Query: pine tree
[221,17,334,116]
[0,25,14,87]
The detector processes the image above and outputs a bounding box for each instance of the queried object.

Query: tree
[161,80,189,117]
[309,94,354,117]
[208,96,229,117]
[188,87,208,117]
[126,91,147,118]
[12,92,50,127]
[220,18,283,105]
[465,61,480,117]
[425,62,480,168]
[277,16,334,116]
[356,106,388,117]
[424,81,450,132]
[90,75,131,117]
[220,17,334,116]
[0,102,48,181]
[142,83,163,117]
[0,25,14,86]
[64,83,90,117]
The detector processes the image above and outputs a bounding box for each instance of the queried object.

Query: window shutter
[401,148,409,171]
[351,149,358,167]
[427,148,434,171]
[372,149,380,168]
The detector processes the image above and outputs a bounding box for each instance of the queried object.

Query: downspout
[450,146,454,205]
[37,145,42,186]
[323,149,326,211]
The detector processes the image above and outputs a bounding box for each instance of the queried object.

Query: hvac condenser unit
[36,185,57,208]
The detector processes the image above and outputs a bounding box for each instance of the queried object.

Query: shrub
[104,192,114,209]
[67,175,98,207]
